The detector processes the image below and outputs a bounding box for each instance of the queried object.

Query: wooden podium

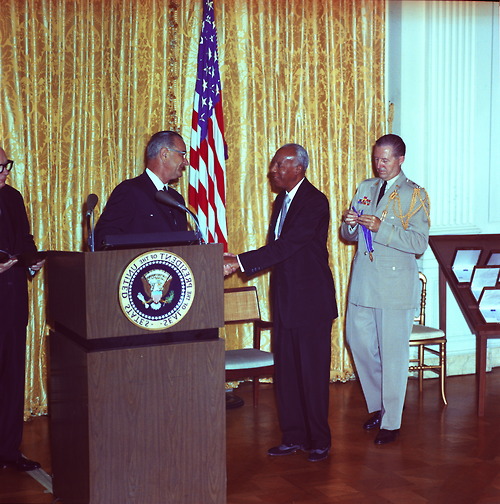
[47,244,226,504]
[429,234,500,416]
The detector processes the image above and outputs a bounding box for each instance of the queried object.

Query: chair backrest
[415,272,427,326]
[224,287,261,324]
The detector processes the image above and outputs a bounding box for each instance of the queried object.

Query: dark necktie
[161,186,177,226]
[377,181,387,206]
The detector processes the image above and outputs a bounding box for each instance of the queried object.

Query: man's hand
[30,259,45,271]
[357,214,381,232]
[0,258,18,274]
[343,208,359,226]
[223,253,240,277]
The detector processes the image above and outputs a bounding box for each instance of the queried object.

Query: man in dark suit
[94,130,189,249]
[0,147,44,471]
[224,143,338,462]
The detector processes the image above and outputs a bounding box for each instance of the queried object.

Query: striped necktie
[277,194,291,237]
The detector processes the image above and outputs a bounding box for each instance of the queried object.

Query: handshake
[223,252,240,277]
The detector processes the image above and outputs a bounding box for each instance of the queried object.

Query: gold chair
[409,272,448,404]
[224,287,274,407]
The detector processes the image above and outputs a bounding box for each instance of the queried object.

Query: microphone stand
[155,190,206,244]
[87,211,96,252]
[185,208,205,245]
[86,194,99,252]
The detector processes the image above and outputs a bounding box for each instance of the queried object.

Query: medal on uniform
[352,207,374,261]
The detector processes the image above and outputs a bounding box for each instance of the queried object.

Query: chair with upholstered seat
[409,272,448,404]
[224,286,274,407]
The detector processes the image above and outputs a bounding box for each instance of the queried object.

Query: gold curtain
[1,0,181,417]
[0,0,386,417]
[175,0,387,382]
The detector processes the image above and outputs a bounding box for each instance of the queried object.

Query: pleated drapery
[0,0,386,417]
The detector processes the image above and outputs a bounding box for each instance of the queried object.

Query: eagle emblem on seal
[137,269,174,310]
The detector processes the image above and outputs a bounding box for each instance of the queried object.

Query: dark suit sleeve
[0,186,37,257]
[94,174,188,249]
[0,186,37,325]
[238,180,337,326]
[239,189,330,274]
[94,181,139,245]
[16,193,37,257]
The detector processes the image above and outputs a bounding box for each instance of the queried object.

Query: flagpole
[188,0,228,252]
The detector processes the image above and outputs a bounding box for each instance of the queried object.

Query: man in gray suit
[341,134,430,445]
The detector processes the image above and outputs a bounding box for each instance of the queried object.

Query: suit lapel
[285,178,309,220]
[368,179,380,215]
[267,178,313,242]
[135,172,173,222]
[268,191,285,242]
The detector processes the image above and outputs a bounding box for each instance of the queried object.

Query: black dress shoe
[307,447,330,462]
[267,443,303,456]
[363,411,382,430]
[374,429,399,445]
[0,456,41,471]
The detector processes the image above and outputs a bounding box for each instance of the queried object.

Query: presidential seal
[118,250,195,330]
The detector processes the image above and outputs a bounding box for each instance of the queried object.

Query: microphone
[86,193,99,217]
[86,193,99,251]
[155,190,205,243]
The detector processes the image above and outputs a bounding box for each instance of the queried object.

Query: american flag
[188,0,228,250]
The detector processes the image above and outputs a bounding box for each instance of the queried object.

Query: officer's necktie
[376,181,387,206]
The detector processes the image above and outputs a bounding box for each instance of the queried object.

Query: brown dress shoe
[374,429,399,445]
[363,411,382,430]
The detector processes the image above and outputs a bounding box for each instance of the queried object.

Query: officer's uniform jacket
[341,170,430,310]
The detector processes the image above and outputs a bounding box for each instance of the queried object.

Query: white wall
[387,0,500,375]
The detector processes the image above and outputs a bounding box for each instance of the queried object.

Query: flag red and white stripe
[188,0,228,250]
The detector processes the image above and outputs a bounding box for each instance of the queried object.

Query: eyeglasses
[169,147,187,158]
[0,160,14,173]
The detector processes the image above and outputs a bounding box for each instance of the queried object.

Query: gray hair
[145,131,184,160]
[281,143,309,170]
